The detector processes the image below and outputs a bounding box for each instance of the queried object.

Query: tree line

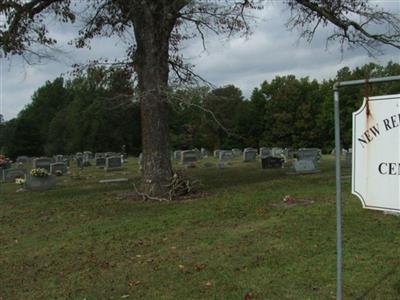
[1,61,399,159]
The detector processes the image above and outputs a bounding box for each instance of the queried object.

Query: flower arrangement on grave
[30,168,49,178]
[15,177,26,185]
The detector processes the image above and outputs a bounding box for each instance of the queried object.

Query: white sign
[352,94,400,212]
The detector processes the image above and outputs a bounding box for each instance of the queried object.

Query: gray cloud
[1,2,399,120]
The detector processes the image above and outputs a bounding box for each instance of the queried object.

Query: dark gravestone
[105,156,123,172]
[76,157,83,169]
[261,157,284,169]
[95,157,106,168]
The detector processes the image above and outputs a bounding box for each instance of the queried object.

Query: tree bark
[132,3,177,197]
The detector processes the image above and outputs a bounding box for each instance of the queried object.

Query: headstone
[297,148,321,163]
[16,156,30,164]
[284,148,296,160]
[181,150,198,165]
[95,152,106,159]
[292,160,319,173]
[192,148,202,160]
[25,174,56,191]
[261,157,284,169]
[259,147,271,158]
[105,156,123,172]
[83,151,93,162]
[219,150,234,161]
[138,153,143,170]
[232,148,242,157]
[173,150,182,161]
[76,156,83,169]
[1,168,27,183]
[32,157,52,172]
[105,152,118,157]
[271,147,284,158]
[54,154,64,163]
[213,150,221,158]
[289,148,321,174]
[50,162,68,176]
[99,178,129,184]
[243,148,257,162]
[95,157,106,168]
[201,148,209,157]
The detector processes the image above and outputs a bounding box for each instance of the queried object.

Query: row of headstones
[139,147,320,173]
[172,147,287,165]
[2,152,126,183]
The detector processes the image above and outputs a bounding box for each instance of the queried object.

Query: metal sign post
[333,75,400,300]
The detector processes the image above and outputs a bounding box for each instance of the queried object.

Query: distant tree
[1,0,399,198]
[0,114,4,124]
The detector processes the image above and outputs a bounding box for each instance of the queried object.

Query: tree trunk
[132,4,176,197]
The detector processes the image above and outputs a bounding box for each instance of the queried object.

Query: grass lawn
[1,156,400,299]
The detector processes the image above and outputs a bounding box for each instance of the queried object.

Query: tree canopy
[1,61,399,159]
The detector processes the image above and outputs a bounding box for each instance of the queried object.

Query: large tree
[1,0,399,197]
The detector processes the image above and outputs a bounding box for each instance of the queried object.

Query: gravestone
[201,148,209,157]
[32,157,52,172]
[105,156,123,172]
[292,160,319,173]
[50,162,68,175]
[25,175,56,191]
[95,157,106,168]
[297,148,321,162]
[83,151,93,160]
[16,156,30,164]
[54,154,64,163]
[138,153,143,170]
[243,148,257,162]
[283,148,296,160]
[213,150,221,158]
[261,157,284,169]
[95,152,106,159]
[290,148,321,174]
[174,151,182,161]
[1,168,27,183]
[105,152,119,158]
[232,148,242,157]
[271,147,284,158]
[219,150,234,161]
[181,150,198,165]
[259,147,271,158]
[99,178,129,184]
[192,148,202,160]
[82,152,93,167]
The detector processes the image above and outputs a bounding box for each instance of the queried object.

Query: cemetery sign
[352,94,400,212]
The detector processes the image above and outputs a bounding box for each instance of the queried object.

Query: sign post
[333,75,400,300]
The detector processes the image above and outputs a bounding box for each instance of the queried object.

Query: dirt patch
[270,195,315,208]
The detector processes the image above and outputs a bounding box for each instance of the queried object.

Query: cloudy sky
[1,1,399,121]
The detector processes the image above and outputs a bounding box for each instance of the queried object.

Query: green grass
[1,156,400,299]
